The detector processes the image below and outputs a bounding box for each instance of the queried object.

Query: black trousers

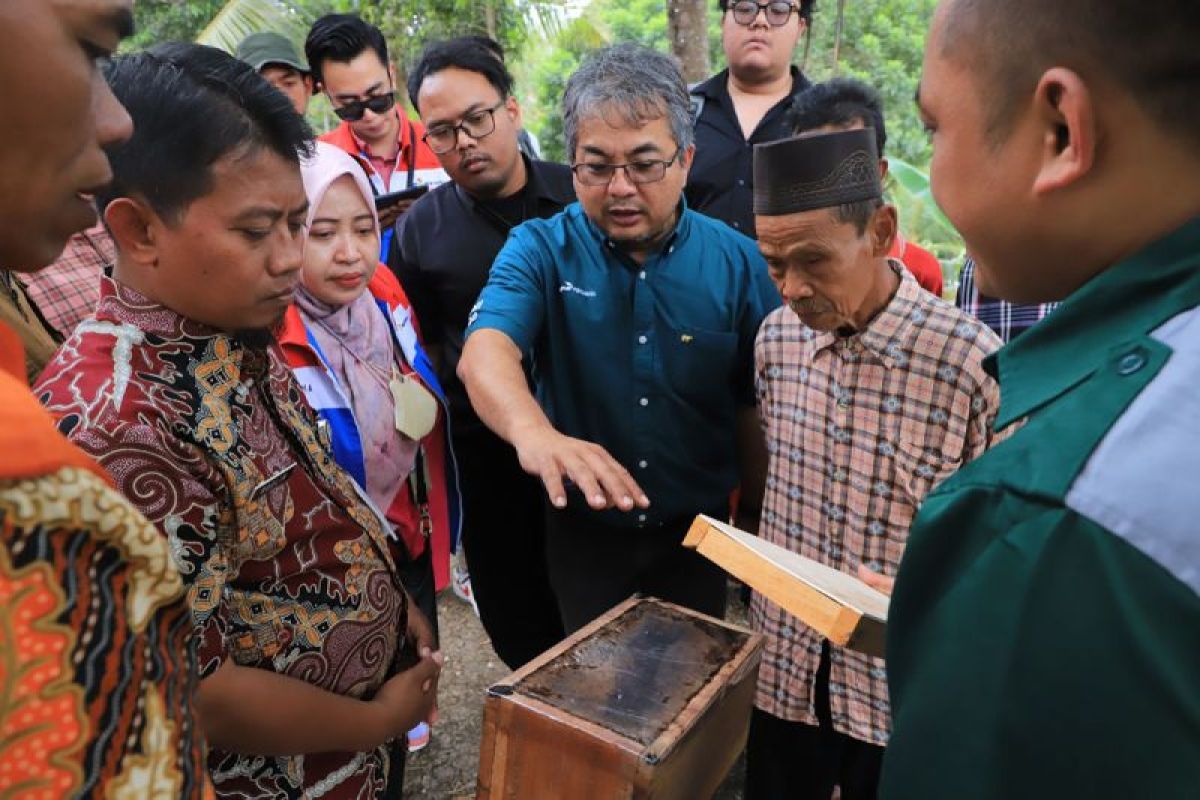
[453,429,565,669]
[543,504,728,632]
[397,545,438,641]
[745,643,885,800]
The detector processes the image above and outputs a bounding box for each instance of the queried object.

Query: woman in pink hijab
[278,142,463,756]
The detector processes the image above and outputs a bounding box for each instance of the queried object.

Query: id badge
[390,368,438,440]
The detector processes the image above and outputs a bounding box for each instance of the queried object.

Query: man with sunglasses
[459,44,779,633]
[686,0,815,238]
[306,14,447,240]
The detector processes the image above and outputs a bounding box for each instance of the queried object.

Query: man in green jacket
[881,1,1200,797]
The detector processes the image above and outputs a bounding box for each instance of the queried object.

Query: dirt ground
[403,586,749,799]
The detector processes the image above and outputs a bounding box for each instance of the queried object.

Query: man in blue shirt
[459,44,780,631]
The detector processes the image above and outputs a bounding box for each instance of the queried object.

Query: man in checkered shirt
[744,125,1003,798]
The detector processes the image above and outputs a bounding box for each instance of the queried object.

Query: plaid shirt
[751,266,1002,745]
[18,221,112,337]
[955,256,1058,342]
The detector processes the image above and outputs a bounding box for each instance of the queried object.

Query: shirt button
[639,397,649,407]
[1117,348,1148,376]
[737,179,746,187]
[638,335,648,345]
[638,513,648,523]
[638,270,647,280]
[732,222,741,229]
[639,459,648,469]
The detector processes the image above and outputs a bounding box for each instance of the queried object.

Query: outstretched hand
[513,426,650,512]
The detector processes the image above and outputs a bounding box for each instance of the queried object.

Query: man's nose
[93,72,133,149]
[607,166,638,197]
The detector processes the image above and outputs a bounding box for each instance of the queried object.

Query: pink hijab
[295,142,419,518]
[300,141,380,242]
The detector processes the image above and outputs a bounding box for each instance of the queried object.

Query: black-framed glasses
[730,0,798,26]
[422,101,505,154]
[330,90,397,122]
[570,148,683,186]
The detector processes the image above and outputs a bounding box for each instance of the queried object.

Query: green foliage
[803,0,937,166]
[196,0,313,53]
[127,1,227,50]
[131,0,562,70]
[887,157,963,286]
[523,16,607,163]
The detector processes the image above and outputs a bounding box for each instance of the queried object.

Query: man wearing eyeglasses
[458,44,780,633]
[390,37,574,670]
[305,14,447,239]
[686,0,815,238]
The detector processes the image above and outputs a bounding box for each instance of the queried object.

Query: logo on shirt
[558,281,597,298]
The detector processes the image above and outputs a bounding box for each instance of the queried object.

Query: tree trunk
[832,0,847,74]
[667,0,709,84]
[484,0,498,40]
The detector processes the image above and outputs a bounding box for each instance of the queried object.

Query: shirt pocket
[661,326,738,411]
[892,416,965,506]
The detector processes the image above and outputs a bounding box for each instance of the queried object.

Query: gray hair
[562,43,694,160]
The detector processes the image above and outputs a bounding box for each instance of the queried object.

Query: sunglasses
[330,91,396,122]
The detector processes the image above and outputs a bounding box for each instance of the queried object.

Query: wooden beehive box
[476,597,763,800]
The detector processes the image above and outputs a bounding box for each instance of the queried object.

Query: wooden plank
[683,515,888,657]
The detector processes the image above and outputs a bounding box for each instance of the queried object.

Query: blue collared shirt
[466,202,781,527]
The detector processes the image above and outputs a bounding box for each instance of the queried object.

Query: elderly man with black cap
[744,126,1002,799]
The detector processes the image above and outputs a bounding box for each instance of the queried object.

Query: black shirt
[388,157,576,434]
[685,66,811,238]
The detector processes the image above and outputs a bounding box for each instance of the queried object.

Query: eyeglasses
[422,101,505,155]
[729,0,798,26]
[330,90,396,122]
[571,149,683,187]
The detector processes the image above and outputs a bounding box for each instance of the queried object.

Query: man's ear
[678,143,697,172]
[304,74,316,96]
[879,157,890,181]
[506,95,523,129]
[104,198,160,269]
[870,204,898,258]
[1031,67,1097,196]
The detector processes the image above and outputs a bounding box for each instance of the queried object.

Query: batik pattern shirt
[751,266,1002,746]
[0,320,208,798]
[35,280,410,799]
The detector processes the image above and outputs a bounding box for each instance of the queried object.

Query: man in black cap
[236,31,314,116]
[745,127,1002,799]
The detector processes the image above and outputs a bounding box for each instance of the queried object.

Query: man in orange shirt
[305,14,447,245]
[0,1,208,795]
[790,78,945,297]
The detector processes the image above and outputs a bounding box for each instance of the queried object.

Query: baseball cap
[235,32,309,75]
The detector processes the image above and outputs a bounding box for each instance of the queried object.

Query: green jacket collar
[990,217,1200,429]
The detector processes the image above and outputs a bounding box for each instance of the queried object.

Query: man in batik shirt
[0,1,212,797]
[37,44,440,799]
[745,128,1002,798]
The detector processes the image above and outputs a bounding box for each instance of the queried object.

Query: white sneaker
[406,721,430,753]
[450,550,479,617]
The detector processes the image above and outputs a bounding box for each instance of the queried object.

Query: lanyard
[361,118,418,195]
